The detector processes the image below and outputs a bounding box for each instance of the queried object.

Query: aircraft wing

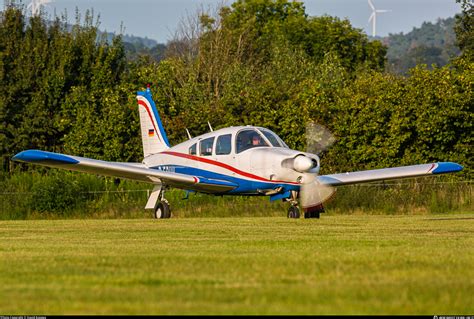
[318,162,463,186]
[12,150,237,193]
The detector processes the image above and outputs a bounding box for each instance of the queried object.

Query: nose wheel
[287,205,300,218]
[286,190,301,218]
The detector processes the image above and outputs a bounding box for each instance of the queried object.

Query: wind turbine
[368,0,390,37]
[27,0,53,16]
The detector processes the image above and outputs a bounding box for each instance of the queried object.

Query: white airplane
[12,86,463,219]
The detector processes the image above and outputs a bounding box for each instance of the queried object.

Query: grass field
[0,214,473,315]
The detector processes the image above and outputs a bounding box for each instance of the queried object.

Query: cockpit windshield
[258,128,288,148]
[236,129,269,153]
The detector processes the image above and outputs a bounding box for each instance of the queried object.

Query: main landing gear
[146,184,172,219]
[155,199,171,219]
[303,204,325,219]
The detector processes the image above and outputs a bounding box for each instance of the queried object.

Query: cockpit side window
[200,137,215,156]
[236,129,269,153]
[189,143,197,155]
[216,134,232,155]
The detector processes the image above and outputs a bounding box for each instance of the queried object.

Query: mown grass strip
[0,214,473,314]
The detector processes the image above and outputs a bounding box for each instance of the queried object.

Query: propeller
[305,122,336,155]
[299,173,336,212]
[299,122,337,211]
[281,122,337,210]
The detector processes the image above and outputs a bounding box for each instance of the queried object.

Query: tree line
[0,0,472,177]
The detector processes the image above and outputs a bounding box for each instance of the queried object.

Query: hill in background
[381,16,460,74]
[118,15,461,74]
[103,32,166,61]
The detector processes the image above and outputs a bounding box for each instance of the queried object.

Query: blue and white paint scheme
[12,88,464,219]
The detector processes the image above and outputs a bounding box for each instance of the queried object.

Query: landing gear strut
[146,184,172,219]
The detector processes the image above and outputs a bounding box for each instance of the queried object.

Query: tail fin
[136,86,170,157]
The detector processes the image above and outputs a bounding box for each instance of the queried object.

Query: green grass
[0,214,473,315]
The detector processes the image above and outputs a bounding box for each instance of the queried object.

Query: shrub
[30,175,85,214]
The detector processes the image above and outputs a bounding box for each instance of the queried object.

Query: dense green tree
[1,5,141,171]
[215,0,386,72]
[319,64,472,176]
[147,0,387,144]
[0,5,27,170]
[455,0,474,61]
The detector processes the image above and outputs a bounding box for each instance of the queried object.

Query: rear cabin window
[189,143,197,155]
[200,137,215,156]
[216,134,232,155]
[236,129,269,153]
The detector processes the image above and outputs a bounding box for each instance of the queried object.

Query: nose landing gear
[286,190,300,219]
[287,205,300,218]
[286,191,325,219]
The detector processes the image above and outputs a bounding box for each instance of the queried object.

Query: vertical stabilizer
[136,86,170,157]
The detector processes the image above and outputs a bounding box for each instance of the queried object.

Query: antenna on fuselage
[207,121,214,132]
[185,128,192,140]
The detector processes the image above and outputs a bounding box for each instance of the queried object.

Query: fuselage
[143,126,320,196]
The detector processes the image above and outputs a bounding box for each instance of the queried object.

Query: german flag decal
[148,129,155,137]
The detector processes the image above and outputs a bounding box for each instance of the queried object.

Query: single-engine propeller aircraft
[12,86,463,219]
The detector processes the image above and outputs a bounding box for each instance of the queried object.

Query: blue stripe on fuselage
[151,165,299,195]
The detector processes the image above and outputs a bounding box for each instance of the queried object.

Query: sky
[31,0,463,43]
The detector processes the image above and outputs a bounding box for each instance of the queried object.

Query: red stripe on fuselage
[161,151,299,185]
[137,99,162,142]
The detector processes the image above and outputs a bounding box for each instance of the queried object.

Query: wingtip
[11,150,79,164]
[12,150,31,162]
[433,162,464,174]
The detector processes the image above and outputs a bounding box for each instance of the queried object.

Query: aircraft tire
[287,206,300,219]
[155,201,171,219]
